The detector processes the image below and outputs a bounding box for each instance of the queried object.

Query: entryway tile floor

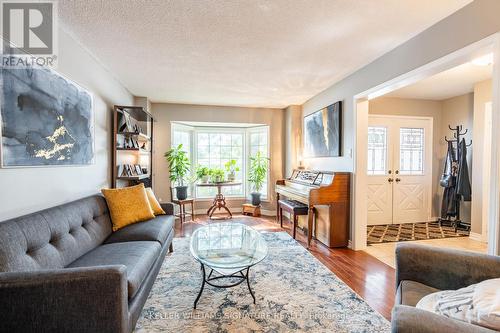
[363,237,488,268]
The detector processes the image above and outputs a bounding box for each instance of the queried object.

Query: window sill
[193,197,270,202]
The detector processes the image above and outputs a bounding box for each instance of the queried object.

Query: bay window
[171,122,269,200]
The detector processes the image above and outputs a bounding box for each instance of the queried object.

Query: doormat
[367,222,469,244]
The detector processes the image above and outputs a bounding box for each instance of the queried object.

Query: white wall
[295,0,500,244]
[471,79,493,236]
[0,28,133,221]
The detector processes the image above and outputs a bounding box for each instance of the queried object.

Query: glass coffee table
[190,223,268,309]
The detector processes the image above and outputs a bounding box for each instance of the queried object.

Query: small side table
[196,182,242,220]
[170,188,195,224]
[242,203,261,217]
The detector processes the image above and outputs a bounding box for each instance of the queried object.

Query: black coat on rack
[440,125,472,231]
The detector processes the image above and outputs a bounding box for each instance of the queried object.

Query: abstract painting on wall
[0,66,93,167]
[304,101,342,158]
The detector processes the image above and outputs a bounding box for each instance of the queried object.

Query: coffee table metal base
[193,263,255,309]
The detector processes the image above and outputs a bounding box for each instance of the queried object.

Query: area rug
[367,222,469,244]
[136,232,390,332]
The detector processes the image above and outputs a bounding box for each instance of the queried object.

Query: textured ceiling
[58,0,472,108]
[387,60,492,100]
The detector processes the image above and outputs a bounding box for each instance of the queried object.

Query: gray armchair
[392,243,500,333]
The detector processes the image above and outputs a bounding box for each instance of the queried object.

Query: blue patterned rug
[136,232,390,332]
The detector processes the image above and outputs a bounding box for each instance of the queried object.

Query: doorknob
[388,178,394,183]
[395,178,401,183]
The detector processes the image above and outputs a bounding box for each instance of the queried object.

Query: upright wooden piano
[276,169,351,248]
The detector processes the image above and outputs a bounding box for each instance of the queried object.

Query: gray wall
[0,28,133,221]
[441,93,474,225]
[284,105,302,177]
[151,103,285,213]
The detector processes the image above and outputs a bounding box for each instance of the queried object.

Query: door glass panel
[399,127,424,175]
[367,126,387,175]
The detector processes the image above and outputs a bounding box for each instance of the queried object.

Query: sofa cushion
[104,215,174,246]
[145,188,166,215]
[67,241,160,299]
[101,184,155,231]
[0,195,112,272]
[397,280,440,306]
[416,278,500,331]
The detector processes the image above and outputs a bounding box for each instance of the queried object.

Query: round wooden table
[196,182,242,219]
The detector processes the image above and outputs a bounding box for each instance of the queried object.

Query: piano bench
[278,199,309,239]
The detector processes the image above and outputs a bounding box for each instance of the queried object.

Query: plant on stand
[196,165,210,183]
[248,151,269,206]
[224,159,240,182]
[164,144,190,200]
[210,168,225,183]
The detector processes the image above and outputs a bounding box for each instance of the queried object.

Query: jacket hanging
[456,138,472,202]
[440,141,457,218]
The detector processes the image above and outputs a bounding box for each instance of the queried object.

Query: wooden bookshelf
[112,105,154,188]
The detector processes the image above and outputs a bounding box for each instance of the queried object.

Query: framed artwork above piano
[303,101,342,158]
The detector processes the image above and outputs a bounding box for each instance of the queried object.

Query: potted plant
[164,144,190,200]
[210,168,225,183]
[248,151,269,206]
[196,165,210,183]
[224,159,240,182]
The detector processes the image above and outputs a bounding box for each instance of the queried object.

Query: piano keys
[275,169,350,248]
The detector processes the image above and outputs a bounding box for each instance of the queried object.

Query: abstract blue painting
[1,66,93,167]
[304,101,342,158]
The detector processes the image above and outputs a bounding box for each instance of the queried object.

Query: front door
[367,116,432,225]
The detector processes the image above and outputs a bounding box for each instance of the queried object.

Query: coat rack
[440,124,472,231]
[444,125,472,147]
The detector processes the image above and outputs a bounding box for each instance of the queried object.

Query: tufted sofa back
[0,195,112,272]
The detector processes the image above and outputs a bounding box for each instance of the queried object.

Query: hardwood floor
[173,213,395,320]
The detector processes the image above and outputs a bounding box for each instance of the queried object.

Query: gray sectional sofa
[0,194,174,333]
[392,243,500,333]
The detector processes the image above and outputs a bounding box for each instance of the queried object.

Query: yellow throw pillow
[101,184,155,231]
[145,187,166,215]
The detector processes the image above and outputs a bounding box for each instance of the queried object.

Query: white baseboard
[261,209,276,217]
[469,232,487,243]
[175,207,276,217]
[348,240,352,249]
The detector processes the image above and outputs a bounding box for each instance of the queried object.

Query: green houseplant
[210,168,225,183]
[164,144,190,200]
[248,151,269,206]
[224,159,240,182]
[196,165,210,183]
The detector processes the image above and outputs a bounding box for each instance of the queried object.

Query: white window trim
[246,125,270,200]
[171,123,270,201]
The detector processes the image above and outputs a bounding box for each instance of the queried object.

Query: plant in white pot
[164,144,190,200]
[224,159,240,182]
[196,165,210,183]
[210,168,225,183]
[248,151,269,206]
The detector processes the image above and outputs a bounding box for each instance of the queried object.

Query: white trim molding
[469,232,488,243]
